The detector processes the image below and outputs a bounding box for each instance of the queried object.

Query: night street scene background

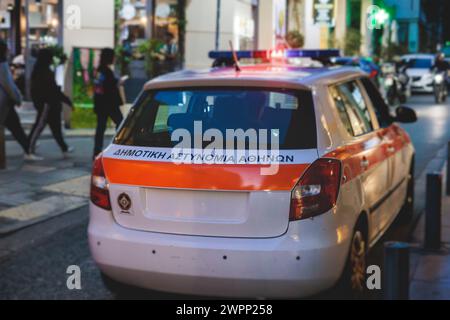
[0,0,450,304]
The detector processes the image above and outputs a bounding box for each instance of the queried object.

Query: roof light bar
[208,50,270,60]
[285,49,340,58]
[209,49,340,60]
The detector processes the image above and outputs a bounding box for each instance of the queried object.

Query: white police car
[89,49,417,298]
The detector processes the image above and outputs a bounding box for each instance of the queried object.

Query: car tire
[399,159,415,223]
[434,86,441,103]
[336,221,368,299]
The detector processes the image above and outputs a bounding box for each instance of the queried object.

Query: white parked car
[89,50,417,298]
[401,54,435,93]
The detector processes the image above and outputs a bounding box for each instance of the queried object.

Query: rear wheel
[349,230,367,295]
[434,85,441,103]
[337,222,368,299]
[435,84,446,103]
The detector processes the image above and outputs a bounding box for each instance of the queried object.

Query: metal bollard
[0,126,5,169]
[425,173,442,250]
[447,141,450,196]
[384,242,410,300]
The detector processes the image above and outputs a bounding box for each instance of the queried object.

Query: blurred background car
[401,54,435,93]
[331,56,380,80]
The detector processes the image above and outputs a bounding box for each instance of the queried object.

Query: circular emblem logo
[118,193,132,211]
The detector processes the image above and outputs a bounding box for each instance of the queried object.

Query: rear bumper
[88,203,351,298]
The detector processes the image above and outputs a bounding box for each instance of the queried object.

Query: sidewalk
[409,165,450,300]
[0,101,124,235]
[0,137,100,235]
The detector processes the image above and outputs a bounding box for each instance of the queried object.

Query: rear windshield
[406,58,432,69]
[114,87,316,150]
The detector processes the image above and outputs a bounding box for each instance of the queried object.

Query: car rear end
[88,80,352,298]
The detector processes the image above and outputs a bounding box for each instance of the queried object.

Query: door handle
[361,158,370,169]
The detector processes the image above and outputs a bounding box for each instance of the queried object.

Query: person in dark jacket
[93,48,124,158]
[28,48,74,158]
[432,53,450,73]
[0,39,40,161]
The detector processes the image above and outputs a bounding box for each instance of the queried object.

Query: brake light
[369,69,378,78]
[90,156,111,210]
[289,159,341,221]
[270,49,285,59]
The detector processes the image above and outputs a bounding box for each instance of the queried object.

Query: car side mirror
[394,106,417,123]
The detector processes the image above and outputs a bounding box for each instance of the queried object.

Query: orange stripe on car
[103,158,309,191]
[325,127,409,184]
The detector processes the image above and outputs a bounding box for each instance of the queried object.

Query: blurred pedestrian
[93,48,124,158]
[0,39,40,161]
[55,53,68,89]
[432,53,450,73]
[28,48,74,158]
[162,32,178,73]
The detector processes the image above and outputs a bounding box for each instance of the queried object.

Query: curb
[409,144,448,241]
[0,195,88,236]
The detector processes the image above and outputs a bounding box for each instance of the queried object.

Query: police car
[88,49,417,298]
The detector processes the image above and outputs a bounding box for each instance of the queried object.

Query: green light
[375,9,389,25]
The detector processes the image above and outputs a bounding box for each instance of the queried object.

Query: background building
[63,0,115,54]
[185,0,258,69]
[384,0,420,53]
[1,0,64,57]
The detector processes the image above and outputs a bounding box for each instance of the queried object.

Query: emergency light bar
[209,49,341,60]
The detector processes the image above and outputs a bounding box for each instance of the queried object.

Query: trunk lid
[102,147,318,238]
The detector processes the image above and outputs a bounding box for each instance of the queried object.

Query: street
[0,93,448,300]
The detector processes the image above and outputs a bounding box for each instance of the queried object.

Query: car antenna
[229,40,241,72]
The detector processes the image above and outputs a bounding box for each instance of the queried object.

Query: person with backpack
[28,48,74,158]
[0,39,40,161]
[93,48,124,158]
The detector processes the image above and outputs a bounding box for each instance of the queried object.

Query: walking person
[93,48,124,158]
[162,31,179,73]
[28,48,74,158]
[0,39,41,161]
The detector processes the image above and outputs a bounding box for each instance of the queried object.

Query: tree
[345,28,362,56]
[286,31,304,48]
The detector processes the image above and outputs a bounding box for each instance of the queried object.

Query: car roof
[401,54,434,60]
[143,64,366,91]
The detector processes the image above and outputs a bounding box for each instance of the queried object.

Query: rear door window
[329,86,354,136]
[331,81,375,136]
[114,87,317,150]
[360,77,392,128]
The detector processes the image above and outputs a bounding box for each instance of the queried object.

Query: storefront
[27,0,61,49]
[1,0,63,56]
[116,0,260,71]
[118,0,182,47]
[0,5,12,47]
[117,0,185,76]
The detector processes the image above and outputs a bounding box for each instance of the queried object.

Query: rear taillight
[90,156,111,210]
[369,69,378,78]
[289,158,342,221]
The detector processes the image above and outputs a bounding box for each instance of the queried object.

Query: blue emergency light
[208,49,341,60]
